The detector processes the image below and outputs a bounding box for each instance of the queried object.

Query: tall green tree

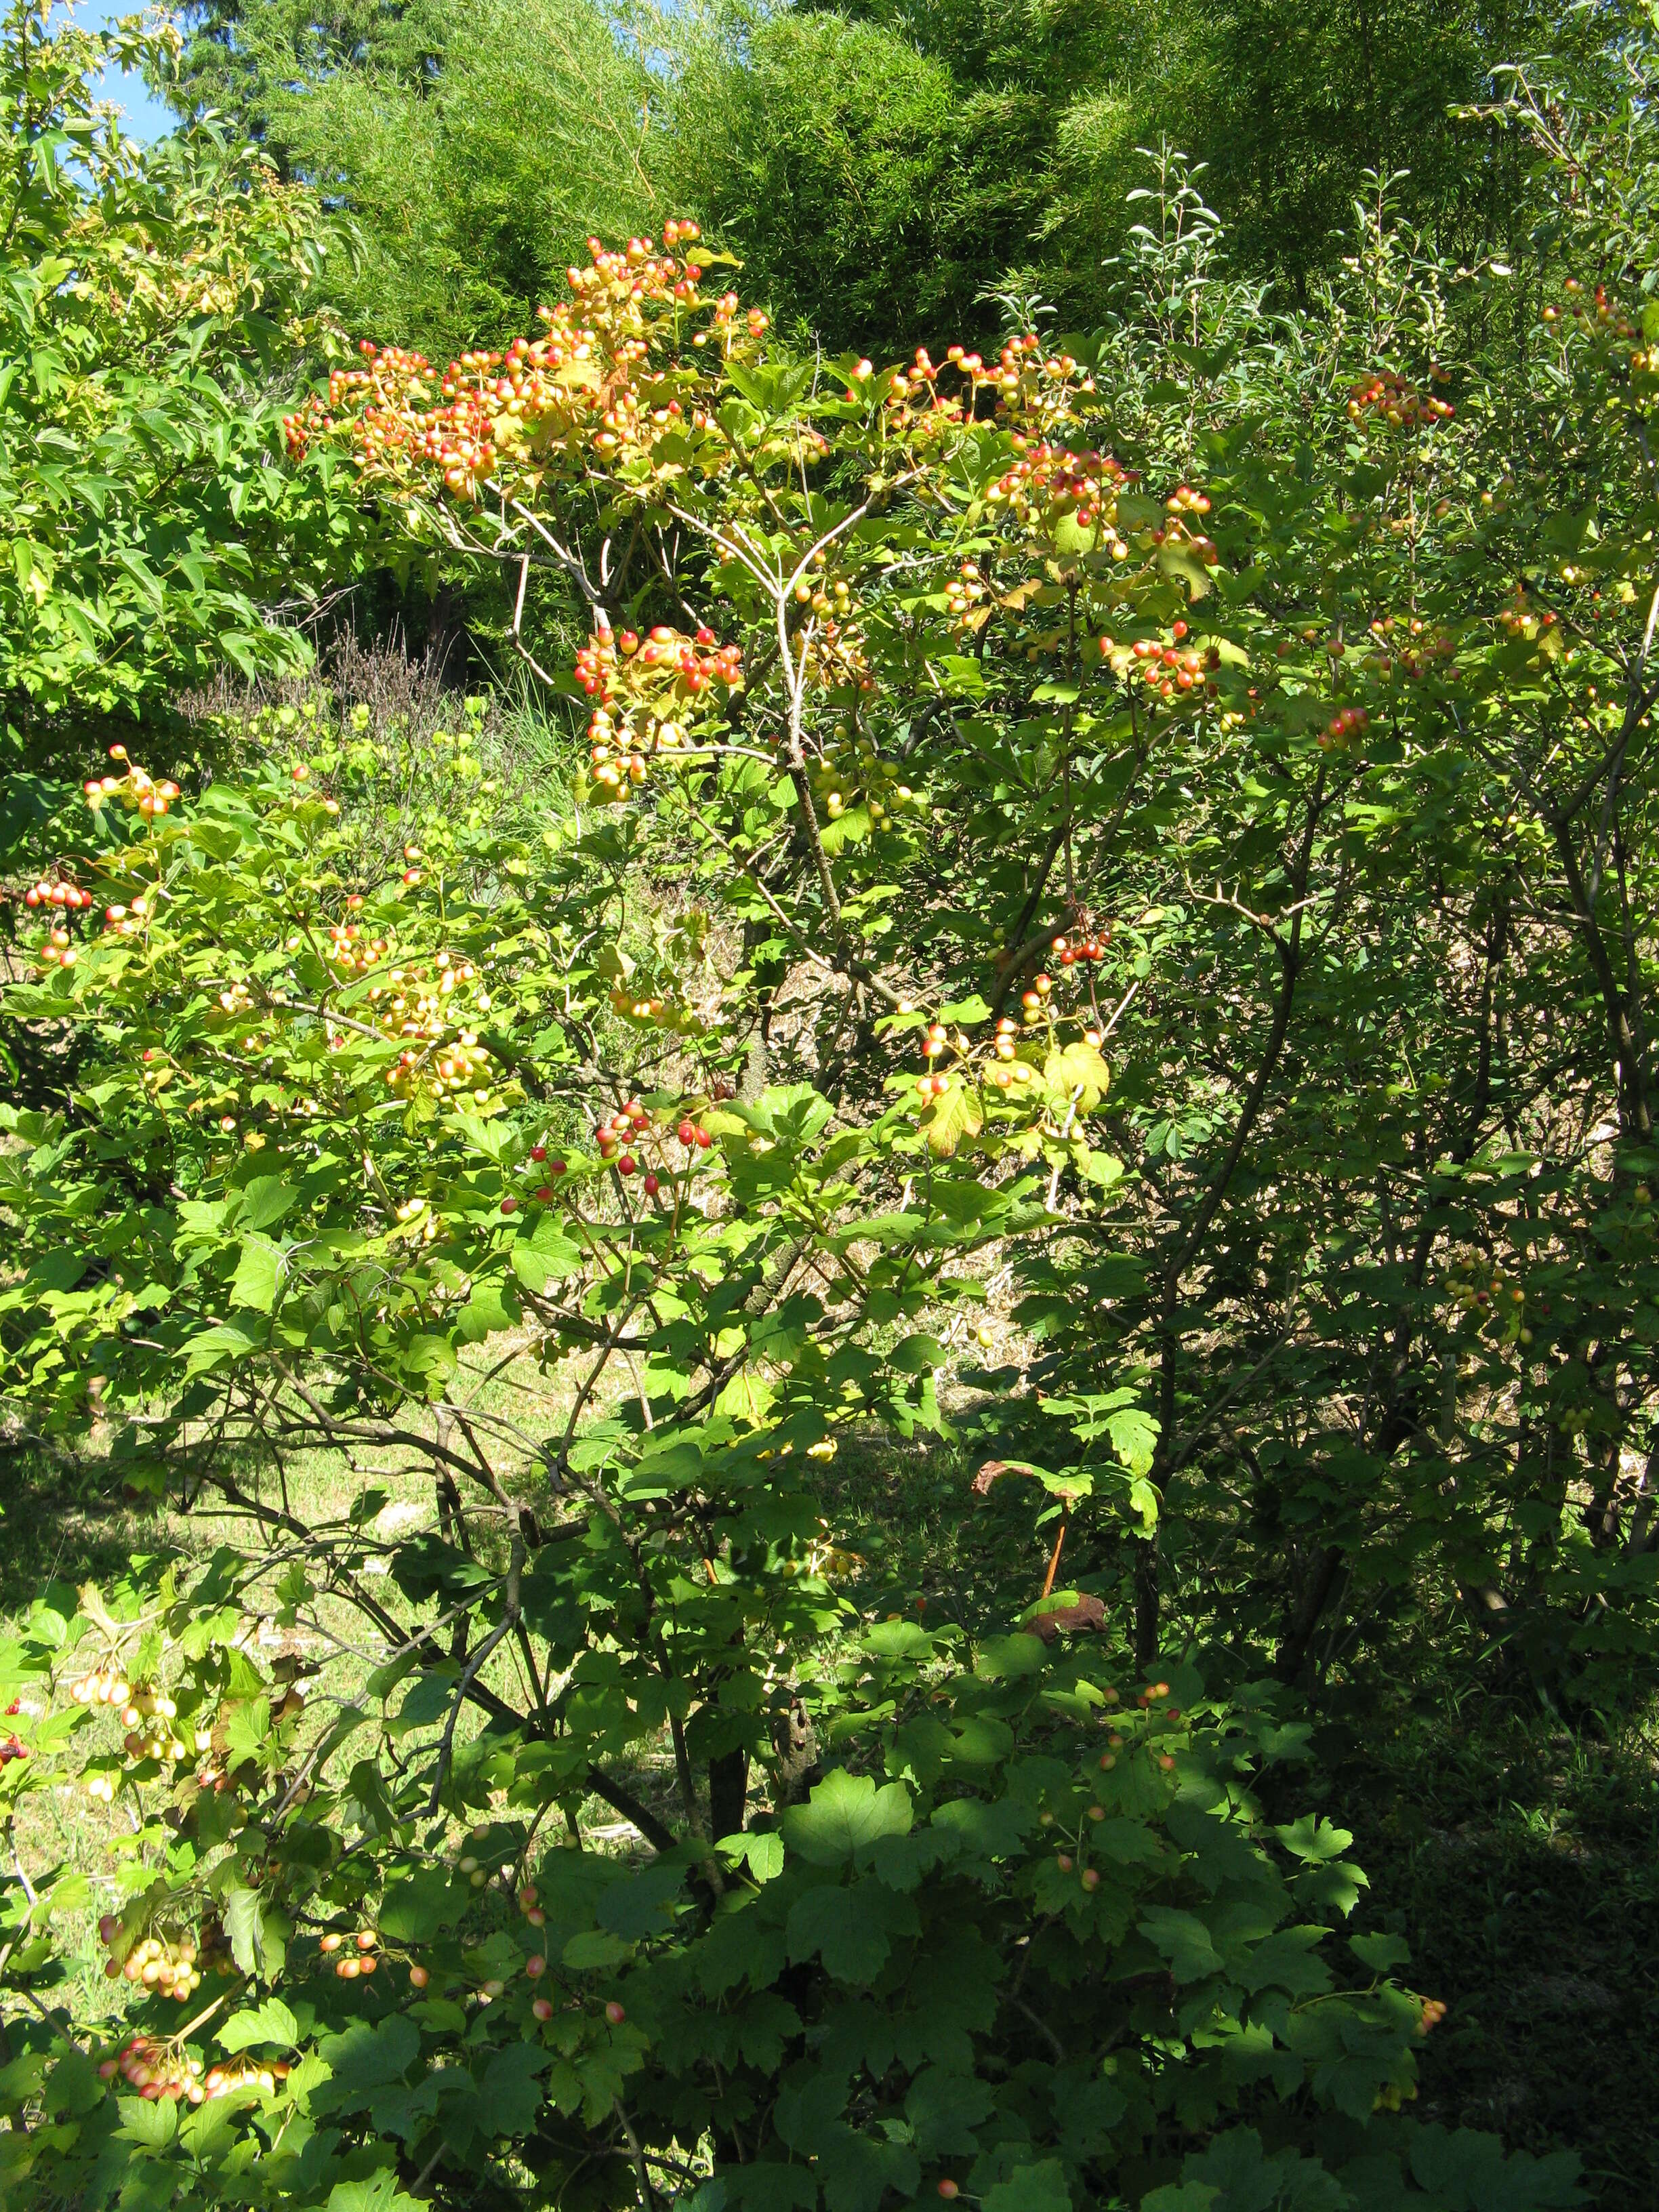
[169,0,661,361]
[0,0,354,772]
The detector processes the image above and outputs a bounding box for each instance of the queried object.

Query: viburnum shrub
[14,53,1659,2199]
[3,1563,1570,2211]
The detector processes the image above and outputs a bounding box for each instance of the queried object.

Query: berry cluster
[100,894,152,939]
[115,1683,193,1764]
[1050,930,1111,965]
[1345,369,1454,428]
[1494,587,1561,644]
[83,746,180,817]
[291,222,772,509]
[1116,628,1214,699]
[1151,486,1219,567]
[1,1697,28,1765]
[23,874,92,912]
[202,2057,291,2100]
[523,1141,570,1204]
[986,438,1128,545]
[945,560,987,628]
[1542,279,1635,340]
[319,1928,380,1979]
[98,2036,206,2104]
[1319,705,1370,752]
[578,623,744,798]
[1372,617,1458,683]
[108,1929,205,2003]
[70,1665,132,1710]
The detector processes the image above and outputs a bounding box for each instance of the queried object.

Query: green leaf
[783,1769,914,1864]
[1139,1906,1225,1982]
[1275,1816,1354,1863]
[479,2040,552,2134]
[983,2160,1072,2212]
[218,1997,298,2053]
[1350,1931,1411,1972]
[785,1880,897,1982]
[326,2171,430,2212]
[231,1229,285,1309]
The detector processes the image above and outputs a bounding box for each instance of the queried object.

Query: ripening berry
[605,2000,626,2026]
[409,1965,430,1989]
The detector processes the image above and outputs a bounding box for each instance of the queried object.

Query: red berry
[677,1120,695,1145]
[501,1197,517,1214]
[550,1160,567,1176]
[536,1185,554,1202]
[530,1144,546,1162]
[617,1155,636,1176]
[695,1128,712,1149]
[643,1174,659,1196]
[605,2000,626,2026]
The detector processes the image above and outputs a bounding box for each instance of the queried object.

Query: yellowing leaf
[1044,1042,1111,1113]
[922,1081,984,1157]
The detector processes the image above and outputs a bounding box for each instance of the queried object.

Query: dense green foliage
[0,3,373,748]
[167,0,659,363]
[4,1,1659,2208]
[165,0,1610,354]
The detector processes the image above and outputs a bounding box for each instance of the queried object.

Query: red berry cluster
[1050,930,1111,965]
[1319,705,1370,751]
[294,223,750,507]
[1346,369,1454,428]
[319,1928,380,1978]
[619,623,743,693]
[98,2036,205,2104]
[24,874,93,911]
[524,1140,571,1204]
[1,1698,26,1765]
[574,629,618,697]
[987,438,1127,535]
[579,622,744,798]
[83,745,180,817]
[1116,625,1214,699]
[1369,615,1458,682]
[1542,279,1634,339]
